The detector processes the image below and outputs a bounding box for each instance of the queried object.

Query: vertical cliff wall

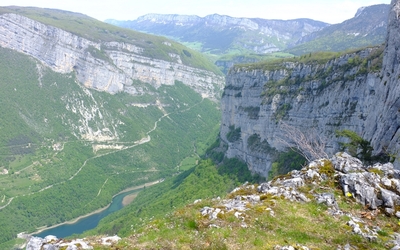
[0,13,224,99]
[220,0,400,177]
[371,0,400,154]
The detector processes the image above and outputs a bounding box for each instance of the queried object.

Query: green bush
[268,150,306,180]
[335,129,390,164]
[226,126,241,142]
[247,134,273,153]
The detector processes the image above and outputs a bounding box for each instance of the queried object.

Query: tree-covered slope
[0,44,221,245]
[86,154,261,237]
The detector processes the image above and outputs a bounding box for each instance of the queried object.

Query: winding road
[0,97,204,210]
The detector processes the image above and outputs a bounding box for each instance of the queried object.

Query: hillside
[106,153,400,249]
[0,6,224,247]
[25,153,400,249]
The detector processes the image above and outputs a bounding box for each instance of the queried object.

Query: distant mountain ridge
[107,4,389,64]
[106,14,329,55]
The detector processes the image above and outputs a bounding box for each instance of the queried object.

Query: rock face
[220,0,400,177]
[220,47,384,176]
[0,13,224,99]
[372,0,400,158]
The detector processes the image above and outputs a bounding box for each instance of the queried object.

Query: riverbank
[29,179,162,236]
[122,193,138,206]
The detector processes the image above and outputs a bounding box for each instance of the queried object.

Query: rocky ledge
[200,152,400,249]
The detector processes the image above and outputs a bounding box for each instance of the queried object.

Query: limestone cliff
[0,13,224,99]
[220,0,400,177]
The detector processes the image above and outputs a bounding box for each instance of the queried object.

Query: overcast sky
[0,0,392,24]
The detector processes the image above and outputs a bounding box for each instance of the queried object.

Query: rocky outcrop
[0,13,224,99]
[26,235,93,250]
[220,0,400,177]
[333,153,400,214]
[199,152,400,248]
[25,235,121,250]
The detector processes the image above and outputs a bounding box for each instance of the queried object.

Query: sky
[0,0,392,24]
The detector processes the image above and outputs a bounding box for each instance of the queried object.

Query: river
[34,180,160,238]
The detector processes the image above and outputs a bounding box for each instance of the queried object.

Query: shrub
[247,134,273,152]
[226,126,241,143]
[335,129,373,163]
[268,149,306,180]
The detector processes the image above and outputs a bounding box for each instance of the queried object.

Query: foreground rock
[333,152,400,214]
[202,152,400,216]
[200,152,400,249]
[25,235,121,250]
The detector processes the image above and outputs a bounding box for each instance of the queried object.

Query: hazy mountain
[288,4,390,55]
[106,4,389,73]
[106,14,329,55]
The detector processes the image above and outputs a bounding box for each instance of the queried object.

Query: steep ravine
[220,0,400,177]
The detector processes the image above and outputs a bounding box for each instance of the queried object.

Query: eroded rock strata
[0,13,224,99]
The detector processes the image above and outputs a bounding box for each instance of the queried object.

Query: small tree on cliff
[335,129,373,163]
